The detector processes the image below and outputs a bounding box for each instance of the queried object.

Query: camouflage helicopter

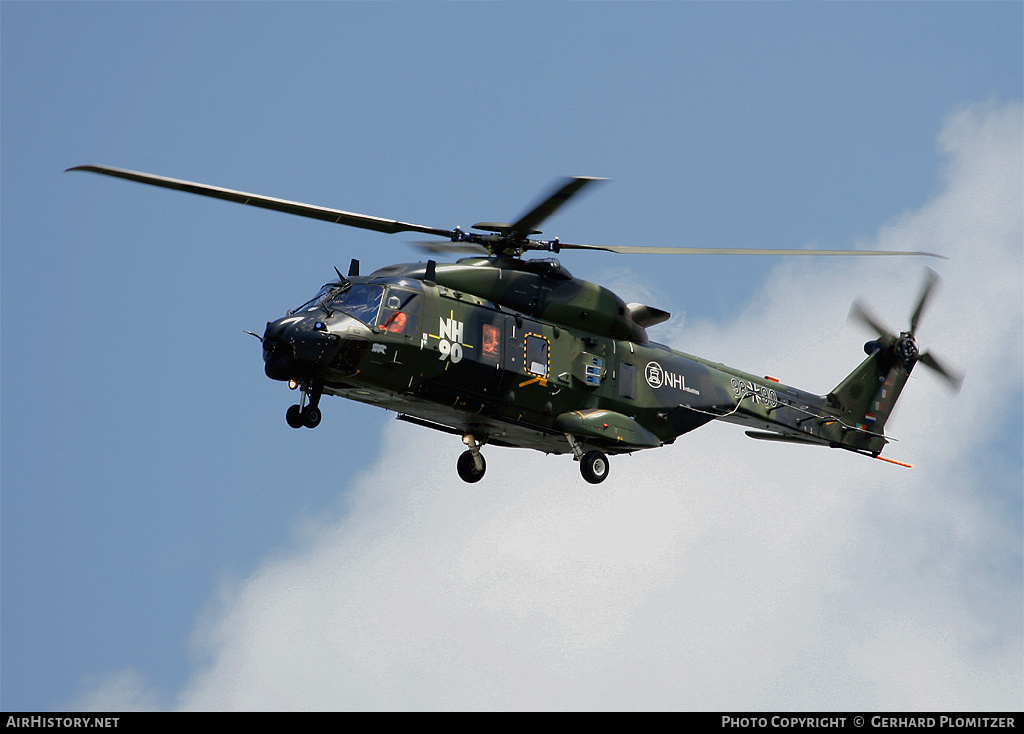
[68,166,962,483]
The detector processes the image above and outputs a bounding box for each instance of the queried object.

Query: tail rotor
[849,268,963,393]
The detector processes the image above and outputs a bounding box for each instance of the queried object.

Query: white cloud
[70,669,162,712]
[81,101,1023,711]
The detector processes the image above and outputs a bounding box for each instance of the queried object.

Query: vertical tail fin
[831,269,962,456]
[826,339,913,454]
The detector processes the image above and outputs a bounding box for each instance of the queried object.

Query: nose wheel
[457,450,486,483]
[457,434,486,483]
[286,404,321,429]
[286,382,322,429]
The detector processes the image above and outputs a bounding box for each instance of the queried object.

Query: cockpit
[292,282,420,334]
[293,283,384,325]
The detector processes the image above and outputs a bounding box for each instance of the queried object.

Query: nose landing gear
[457,434,486,483]
[286,381,323,429]
[286,404,321,429]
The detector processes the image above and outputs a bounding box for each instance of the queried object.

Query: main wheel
[457,450,486,483]
[286,404,304,429]
[580,450,609,484]
[302,405,322,429]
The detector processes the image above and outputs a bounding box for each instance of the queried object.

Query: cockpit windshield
[294,283,338,314]
[294,283,385,326]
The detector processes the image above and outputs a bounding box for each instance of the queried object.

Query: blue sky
[2,2,1021,711]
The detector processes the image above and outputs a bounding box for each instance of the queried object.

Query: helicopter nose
[261,315,343,381]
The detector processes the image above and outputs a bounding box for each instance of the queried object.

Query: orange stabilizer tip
[876,455,914,468]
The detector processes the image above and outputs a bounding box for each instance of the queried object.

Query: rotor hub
[896,332,919,366]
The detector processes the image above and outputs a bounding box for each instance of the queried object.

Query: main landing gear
[566,433,609,484]
[453,433,610,485]
[286,380,322,429]
[579,450,609,484]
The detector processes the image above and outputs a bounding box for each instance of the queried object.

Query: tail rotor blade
[918,352,964,393]
[849,299,895,340]
[910,267,940,335]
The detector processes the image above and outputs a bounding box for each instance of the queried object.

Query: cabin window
[525,334,549,377]
[480,322,501,365]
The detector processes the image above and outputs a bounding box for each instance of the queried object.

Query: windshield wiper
[320,280,352,317]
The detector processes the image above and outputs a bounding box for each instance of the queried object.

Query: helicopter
[68,165,962,483]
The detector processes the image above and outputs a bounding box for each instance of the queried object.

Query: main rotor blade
[67,165,454,239]
[410,240,491,255]
[910,267,940,335]
[556,242,948,257]
[918,352,964,393]
[509,176,606,239]
[849,299,895,340]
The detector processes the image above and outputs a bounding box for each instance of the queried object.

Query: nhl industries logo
[645,361,700,395]
[645,361,666,388]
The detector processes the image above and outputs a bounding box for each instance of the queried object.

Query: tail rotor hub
[896,332,919,366]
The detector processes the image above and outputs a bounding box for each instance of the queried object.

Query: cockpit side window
[377,289,421,334]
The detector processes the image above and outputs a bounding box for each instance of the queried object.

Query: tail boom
[710,336,915,458]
